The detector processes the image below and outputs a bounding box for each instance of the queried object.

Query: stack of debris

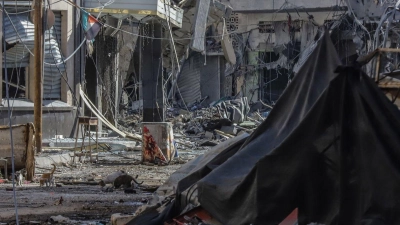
[118,97,269,150]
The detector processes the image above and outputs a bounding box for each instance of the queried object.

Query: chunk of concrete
[221,25,236,64]
[221,125,237,135]
[111,213,135,225]
[204,131,214,139]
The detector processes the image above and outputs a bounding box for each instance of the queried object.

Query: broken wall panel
[221,25,237,64]
[190,0,211,52]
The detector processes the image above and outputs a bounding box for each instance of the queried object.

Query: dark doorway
[84,53,98,117]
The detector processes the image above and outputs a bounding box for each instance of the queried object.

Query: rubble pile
[117,97,271,149]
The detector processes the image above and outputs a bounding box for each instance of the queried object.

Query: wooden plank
[25,123,35,181]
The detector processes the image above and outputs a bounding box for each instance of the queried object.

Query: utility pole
[34,0,44,153]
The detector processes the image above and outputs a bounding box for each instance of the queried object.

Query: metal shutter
[43,11,64,100]
[3,13,33,68]
[3,10,65,99]
[177,53,201,105]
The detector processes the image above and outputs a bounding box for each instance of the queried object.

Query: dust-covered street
[0,148,207,224]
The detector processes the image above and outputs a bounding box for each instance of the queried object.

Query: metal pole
[34,0,44,153]
[115,52,119,126]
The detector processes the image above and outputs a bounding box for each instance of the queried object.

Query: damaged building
[1,0,77,138]
[84,0,400,130]
[2,0,400,138]
[2,0,400,224]
[83,0,351,129]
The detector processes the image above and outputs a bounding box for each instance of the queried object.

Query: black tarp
[196,31,400,224]
[130,30,400,225]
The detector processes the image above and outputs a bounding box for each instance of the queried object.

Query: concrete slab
[111,213,135,225]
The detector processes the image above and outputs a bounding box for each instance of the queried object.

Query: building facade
[0,0,79,138]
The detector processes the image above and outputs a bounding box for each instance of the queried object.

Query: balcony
[84,0,183,28]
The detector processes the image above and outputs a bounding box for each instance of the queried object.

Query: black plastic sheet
[196,31,400,224]
[130,30,400,225]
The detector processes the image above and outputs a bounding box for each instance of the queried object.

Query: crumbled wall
[228,0,340,11]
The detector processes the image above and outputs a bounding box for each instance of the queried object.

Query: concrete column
[140,22,165,122]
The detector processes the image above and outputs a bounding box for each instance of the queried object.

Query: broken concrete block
[204,131,214,139]
[221,126,237,135]
[111,213,135,225]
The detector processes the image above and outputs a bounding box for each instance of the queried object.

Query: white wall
[228,0,339,11]
[50,0,75,105]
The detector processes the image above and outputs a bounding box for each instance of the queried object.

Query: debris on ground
[117,96,269,152]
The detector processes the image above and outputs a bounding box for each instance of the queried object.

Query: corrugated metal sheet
[3,43,33,68]
[3,14,34,67]
[177,54,201,105]
[3,11,64,99]
[200,56,220,105]
[43,11,64,99]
